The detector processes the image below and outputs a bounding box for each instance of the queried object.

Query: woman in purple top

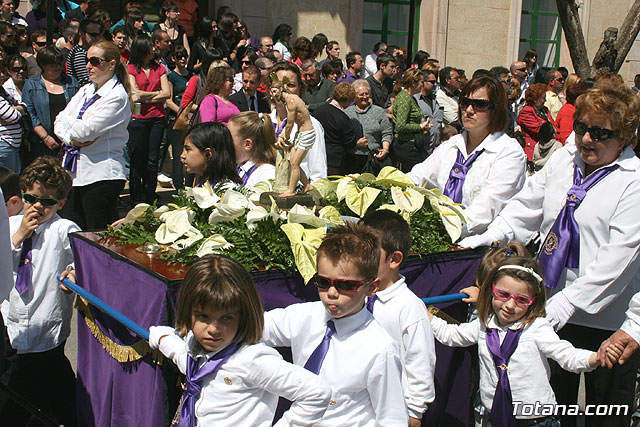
[199,65,240,125]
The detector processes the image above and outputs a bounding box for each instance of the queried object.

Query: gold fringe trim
[75,296,163,365]
[427,305,461,325]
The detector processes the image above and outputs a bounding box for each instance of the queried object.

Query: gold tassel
[75,297,163,365]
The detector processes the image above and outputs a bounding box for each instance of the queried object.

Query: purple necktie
[303,320,336,374]
[62,93,101,173]
[485,327,523,427]
[15,236,33,295]
[366,295,377,313]
[174,342,240,427]
[539,163,618,289]
[443,149,485,203]
[238,164,258,186]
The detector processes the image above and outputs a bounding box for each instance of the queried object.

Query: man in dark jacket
[230,65,270,113]
[301,59,335,113]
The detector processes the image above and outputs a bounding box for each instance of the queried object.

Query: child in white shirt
[429,243,623,426]
[262,223,408,426]
[1,157,80,426]
[148,254,331,426]
[359,210,436,426]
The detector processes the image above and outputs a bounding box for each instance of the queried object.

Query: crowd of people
[0,1,639,426]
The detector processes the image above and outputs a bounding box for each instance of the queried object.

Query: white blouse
[407,131,526,235]
[488,144,640,331]
[152,330,331,427]
[238,160,275,188]
[54,75,131,187]
[431,315,594,419]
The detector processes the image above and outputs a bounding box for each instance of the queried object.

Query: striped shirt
[67,45,89,87]
[0,90,22,148]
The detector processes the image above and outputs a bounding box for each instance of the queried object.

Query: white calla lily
[155,208,195,244]
[246,198,285,229]
[187,182,221,209]
[317,206,344,226]
[414,187,467,242]
[311,179,338,199]
[376,166,414,187]
[336,175,358,202]
[287,204,326,228]
[391,186,425,213]
[153,205,170,217]
[281,223,326,284]
[208,189,252,224]
[345,185,381,217]
[170,227,204,250]
[196,234,233,257]
[121,203,150,224]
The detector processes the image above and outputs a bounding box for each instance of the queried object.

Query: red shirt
[127,62,166,119]
[555,103,575,144]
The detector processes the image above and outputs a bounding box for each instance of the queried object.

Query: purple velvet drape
[71,233,482,427]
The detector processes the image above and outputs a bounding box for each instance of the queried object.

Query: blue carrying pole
[57,274,150,341]
[421,293,468,305]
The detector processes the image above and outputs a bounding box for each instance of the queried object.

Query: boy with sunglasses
[1,156,79,425]
[359,210,436,427]
[262,223,407,425]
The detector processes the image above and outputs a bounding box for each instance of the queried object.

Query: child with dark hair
[0,165,22,216]
[0,156,79,426]
[532,121,562,172]
[359,209,435,425]
[262,223,408,425]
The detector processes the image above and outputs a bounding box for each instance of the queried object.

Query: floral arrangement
[104,167,466,283]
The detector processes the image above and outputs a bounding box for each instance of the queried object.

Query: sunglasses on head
[573,120,618,142]
[85,56,106,66]
[22,193,60,207]
[492,283,535,307]
[459,96,495,112]
[312,274,373,293]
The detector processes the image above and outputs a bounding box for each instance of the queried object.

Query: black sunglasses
[459,96,495,112]
[175,54,187,60]
[312,274,373,292]
[22,193,60,207]
[85,56,106,66]
[9,66,25,72]
[516,67,526,72]
[573,120,618,142]
[424,79,437,84]
[34,41,47,47]
[241,60,252,65]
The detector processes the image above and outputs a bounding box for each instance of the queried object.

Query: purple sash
[485,326,523,427]
[539,162,618,289]
[303,320,336,375]
[239,164,258,186]
[62,92,101,172]
[174,342,240,427]
[443,149,484,203]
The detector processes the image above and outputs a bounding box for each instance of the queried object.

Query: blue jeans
[0,143,20,173]
[127,117,165,203]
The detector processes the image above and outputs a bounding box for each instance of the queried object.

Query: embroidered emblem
[498,364,508,371]
[470,186,481,200]
[543,232,559,256]
[329,400,336,406]
[224,377,232,385]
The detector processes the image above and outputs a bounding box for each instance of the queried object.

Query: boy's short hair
[0,166,19,202]
[359,209,412,262]
[20,157,72,200]
[317,223,381,280]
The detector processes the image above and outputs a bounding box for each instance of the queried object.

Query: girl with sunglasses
[460,80,640,426]
[429,244,622,427]
[408,75,527,236]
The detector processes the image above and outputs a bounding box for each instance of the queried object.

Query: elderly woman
[54,40,131,230]
[461,81,640,426]
[408,75,527,235]
[518,82,556,161]
[22,46,79,163]
[344,79,393,174]
[391,68,431,172]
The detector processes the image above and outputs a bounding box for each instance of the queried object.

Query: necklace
[163,22,178,40]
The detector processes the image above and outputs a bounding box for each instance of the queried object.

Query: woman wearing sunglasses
[53,40,131,230]
[407,75,527,236]
[460,81,640,426]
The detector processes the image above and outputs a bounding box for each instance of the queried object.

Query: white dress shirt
[362,53,377,79]
[431,316,594,419]
[274,42,291,61]
[369,276,436,419]
[0,188,12,303]
[621,292,640,344]
[407,131,527,235]
[54,75,131,187]
[7,214,80,353]
[153,330,331,427]
[238,159,275,188]
[269,111,327,183]
[263,301,408,426]
[486,144,640,331]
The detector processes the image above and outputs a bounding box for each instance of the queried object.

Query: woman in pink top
[199,65,240,125]
[127,34,170,203]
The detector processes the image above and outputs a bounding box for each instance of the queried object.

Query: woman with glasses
[518,83,557,162]
[408,75,526,235]
[237,19,258,50]
[153,1,189,56]
[22,46,79,163]
[3,53,25,101]
[126,34,170,204]
[459,80,640,427]
[53,40,131,230]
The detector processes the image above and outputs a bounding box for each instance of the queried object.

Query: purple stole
[539,162,618,289]
[485,326,523,427]
[366,295,377,313]
[173,342,240,427]
[273,118,287,138]
[443,149,485,203]
[15,236,33,295]
[62,92,101,172]
[239,164,258,186]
